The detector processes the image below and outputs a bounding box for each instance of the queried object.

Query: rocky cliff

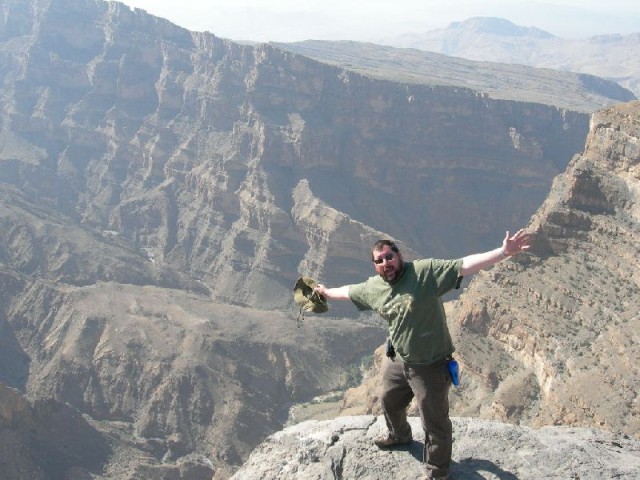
[230,415,640,479]
[0,0,637,478]
[0,0,598,312]
[275,39,636,113]
[450,100,640,437]
[342,101,640,441]
[0,383,111,479]
[10,280,386,476]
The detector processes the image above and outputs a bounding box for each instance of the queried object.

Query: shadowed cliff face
[0,383,112,480]
[0,0,629,478]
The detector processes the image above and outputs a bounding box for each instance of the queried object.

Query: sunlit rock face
[231,415,640,480]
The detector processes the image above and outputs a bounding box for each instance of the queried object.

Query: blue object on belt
[447,358,460,387]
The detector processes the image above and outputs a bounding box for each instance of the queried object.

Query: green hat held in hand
[293,277,328,314]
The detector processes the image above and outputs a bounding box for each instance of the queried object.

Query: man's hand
[502,229,532,257]
[314,284,350,301]
[314,284,328,299]
[461,228,532,275]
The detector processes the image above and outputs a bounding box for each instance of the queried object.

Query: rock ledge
[231,415,640,479]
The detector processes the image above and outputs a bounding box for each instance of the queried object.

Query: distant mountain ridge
[447,17,555,38]
[275,39,635,113]
[377,16,640,98]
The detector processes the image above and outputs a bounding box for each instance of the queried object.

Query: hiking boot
[421,473,449,480]
[374,432,412,448]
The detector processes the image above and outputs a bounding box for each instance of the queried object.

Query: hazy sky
[117,0,640,42]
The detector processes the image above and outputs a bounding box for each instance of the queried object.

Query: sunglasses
[373,252,395,264]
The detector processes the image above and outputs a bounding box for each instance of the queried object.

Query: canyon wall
[0,0,636,478]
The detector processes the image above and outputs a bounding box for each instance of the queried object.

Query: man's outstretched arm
[314,284,350,301]
[461,229,531,276]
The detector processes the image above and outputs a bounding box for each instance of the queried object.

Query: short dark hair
[371,239,399,261]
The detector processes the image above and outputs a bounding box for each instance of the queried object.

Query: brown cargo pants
[380,357,452,479]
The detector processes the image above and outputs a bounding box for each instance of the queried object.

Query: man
[314,229,531,480]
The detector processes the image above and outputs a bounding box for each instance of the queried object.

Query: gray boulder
[231,415,640,479]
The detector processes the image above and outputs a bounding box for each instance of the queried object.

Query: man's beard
[381,261,403,283]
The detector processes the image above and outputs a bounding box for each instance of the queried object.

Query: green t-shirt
[348,258,463,364]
